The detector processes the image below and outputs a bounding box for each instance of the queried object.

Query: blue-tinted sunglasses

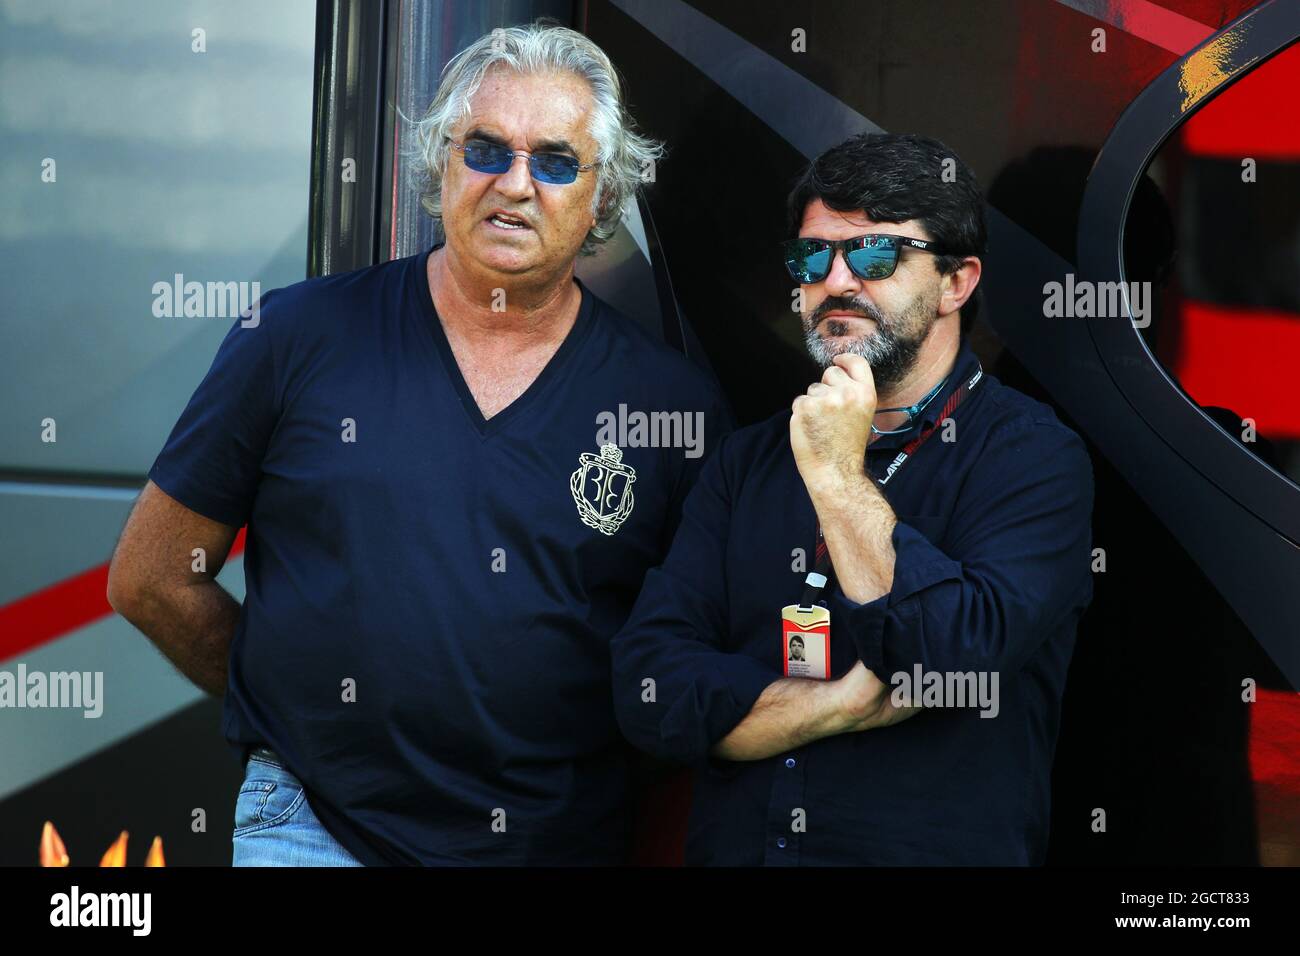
[448,137,596,185]
[782,234,952,283]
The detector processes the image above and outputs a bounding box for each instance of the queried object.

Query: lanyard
[799,362,983,608]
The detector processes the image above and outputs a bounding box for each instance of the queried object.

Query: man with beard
[610,132,1095,865]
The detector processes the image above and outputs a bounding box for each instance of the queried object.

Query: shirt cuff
[826,519,962,675]
[661,652,778,767]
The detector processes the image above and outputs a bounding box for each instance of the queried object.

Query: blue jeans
[232,747,364,866]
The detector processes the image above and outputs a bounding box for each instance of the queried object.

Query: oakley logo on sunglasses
[780,234,952,283]
[448,137,596,185]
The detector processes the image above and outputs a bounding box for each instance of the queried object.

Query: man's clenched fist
[832,660,923,732]
[790,353,878,488]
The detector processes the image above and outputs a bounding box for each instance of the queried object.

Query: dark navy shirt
[610,343,1095,865]
[148,245,731,865]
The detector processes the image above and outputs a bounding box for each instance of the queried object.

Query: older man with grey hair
[107,21,729,865]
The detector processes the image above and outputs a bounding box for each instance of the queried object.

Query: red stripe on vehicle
[0,528,246,663]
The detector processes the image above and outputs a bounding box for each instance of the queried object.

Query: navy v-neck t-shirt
[148,245,731,864]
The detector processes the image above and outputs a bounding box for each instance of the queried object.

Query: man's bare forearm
[710,658,921,761]
[807,470,897,603]
[118,580,240,697]
[711,676,851,761]
[108,481,244,698]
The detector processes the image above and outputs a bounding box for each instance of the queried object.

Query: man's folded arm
[611,439,779,765]
[108,307,280,696]
[611,436,917,764]
[828,421,1096,681]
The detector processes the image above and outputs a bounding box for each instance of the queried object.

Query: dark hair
[787,132,988,333]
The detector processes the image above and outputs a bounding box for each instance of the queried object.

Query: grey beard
[803,319,922,393]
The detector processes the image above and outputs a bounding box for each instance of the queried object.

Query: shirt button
[777,838,787,849]
[785,758,796,768]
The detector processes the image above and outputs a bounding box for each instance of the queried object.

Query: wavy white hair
[407,22,664,256]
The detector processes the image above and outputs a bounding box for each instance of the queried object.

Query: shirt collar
[867,341,982,452]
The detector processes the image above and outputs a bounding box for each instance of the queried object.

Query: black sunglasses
[781,234,953,283]
[447,137,596,185]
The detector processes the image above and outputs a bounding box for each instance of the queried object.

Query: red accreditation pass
[781,604,830,680]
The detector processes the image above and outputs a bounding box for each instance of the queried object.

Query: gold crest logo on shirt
[570,443,636,535]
